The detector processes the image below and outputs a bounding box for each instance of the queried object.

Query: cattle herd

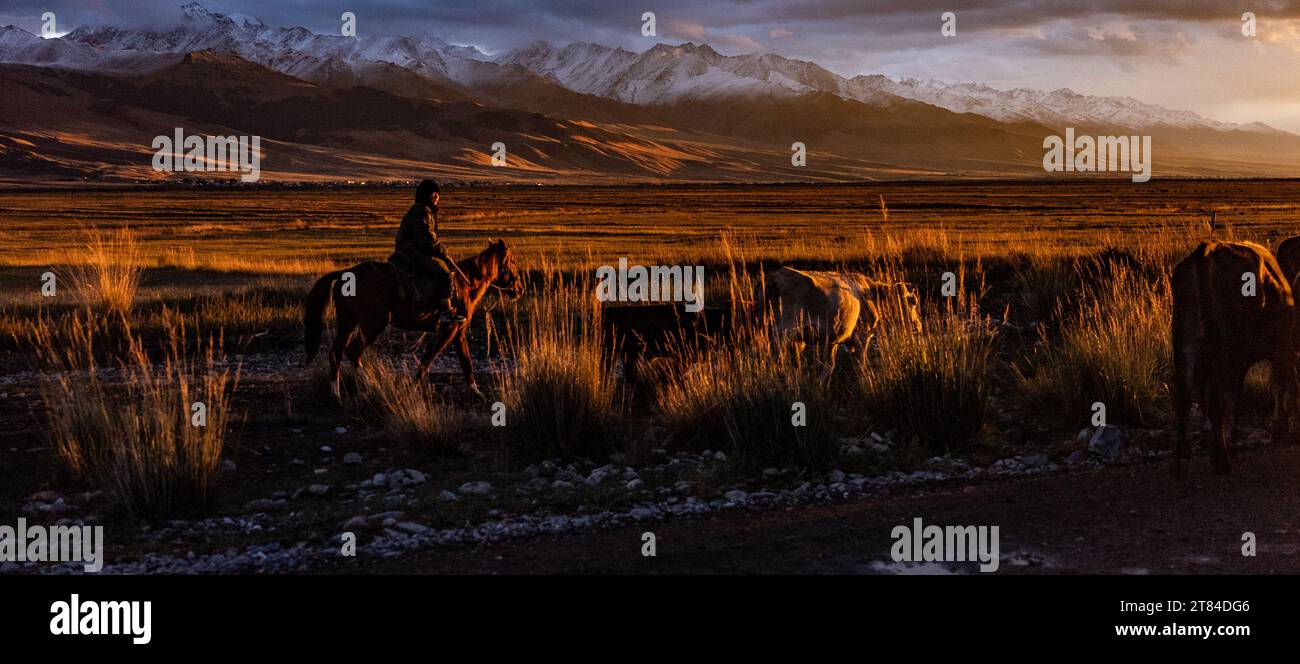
[602,243,1300,478]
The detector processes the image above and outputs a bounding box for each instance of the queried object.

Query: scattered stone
[1021,454,1050,468]
[395,522,431,535]
[723,489,748,503]
[307,484,331,496]
[1087,426,1124,459]
[551,480,575,491]
[713,451,727,462]
[625,479,644,491]
[221,460,237,472]
[458,481,492,496]
[320,445,333,453]
[829,469,846,483]
[343,452,363,466]
[340,516,367,532]
[334,427,347,435]
[437,490,459,502]
[245,498,289,512]
[585,465,616,486]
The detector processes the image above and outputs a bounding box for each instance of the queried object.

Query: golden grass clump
[65,227,143,316]
[352,358,464,454]
[496,269,622,461]
[1018,262,1173,427]
[31,310,238,519]
[854,284,997,454]
[652,327,841,470]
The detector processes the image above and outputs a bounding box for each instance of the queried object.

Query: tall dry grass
[30,309,238,519]
[352,358,464,454]
[854,285,998,454]
[495,267,623,461]
[1018,262,1172,427]
[652,328,840,470]
[65,227,143,315]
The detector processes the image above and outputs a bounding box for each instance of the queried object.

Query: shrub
[1018,263,1172,427]
[31,310,237,519]
[855,298,996,454]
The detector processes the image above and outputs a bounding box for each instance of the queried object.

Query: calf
[601,303,731,381]
[1171,240,1298,477]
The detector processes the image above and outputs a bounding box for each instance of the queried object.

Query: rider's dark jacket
[392,202,449,276]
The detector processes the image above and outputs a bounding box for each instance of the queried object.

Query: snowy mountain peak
[0,3,1271,134]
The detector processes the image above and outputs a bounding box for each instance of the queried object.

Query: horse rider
[389,179,465,323]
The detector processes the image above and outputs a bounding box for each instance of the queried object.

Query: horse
[303,239,523,399]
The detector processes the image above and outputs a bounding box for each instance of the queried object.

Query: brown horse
[304,239,523,398]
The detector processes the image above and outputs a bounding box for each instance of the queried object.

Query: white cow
[764,267,922,378]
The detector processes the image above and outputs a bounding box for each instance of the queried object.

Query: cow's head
[892,282,923,333]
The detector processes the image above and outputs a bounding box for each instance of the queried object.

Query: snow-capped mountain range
[0,2,1273,134]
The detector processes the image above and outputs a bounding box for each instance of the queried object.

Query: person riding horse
[389,179,465,322]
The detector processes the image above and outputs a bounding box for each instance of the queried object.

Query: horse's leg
[348,320,386,371]
[330,315,357,400]
[455,329,485,400]
[416,322,461,381]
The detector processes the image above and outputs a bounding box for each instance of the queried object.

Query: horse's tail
[304,270,345,365]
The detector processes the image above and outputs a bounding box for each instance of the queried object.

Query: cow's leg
[1207,363,1245,475]
[1171,340,1199,480]
[624,348,642,383]
[1269,356,1298,446]
[819,342,840,382]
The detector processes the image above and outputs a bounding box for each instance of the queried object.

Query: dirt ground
[329,445,1300,575]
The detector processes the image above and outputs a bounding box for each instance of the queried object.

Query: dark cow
[601,303,732,381]
[1171,240,1298,477]
[1276,235,1300,282]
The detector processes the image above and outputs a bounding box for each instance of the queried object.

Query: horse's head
[485,239,524,300]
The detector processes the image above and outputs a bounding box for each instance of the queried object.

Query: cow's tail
[304,270,345,365]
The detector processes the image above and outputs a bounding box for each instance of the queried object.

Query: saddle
[388,251,461,316]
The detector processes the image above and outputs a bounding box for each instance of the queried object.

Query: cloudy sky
[5,0,1300,132]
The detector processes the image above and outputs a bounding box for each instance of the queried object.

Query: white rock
[458,481,492,495]
[723,489,748,503]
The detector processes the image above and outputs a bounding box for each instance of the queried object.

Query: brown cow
[1171,240,1298,477]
